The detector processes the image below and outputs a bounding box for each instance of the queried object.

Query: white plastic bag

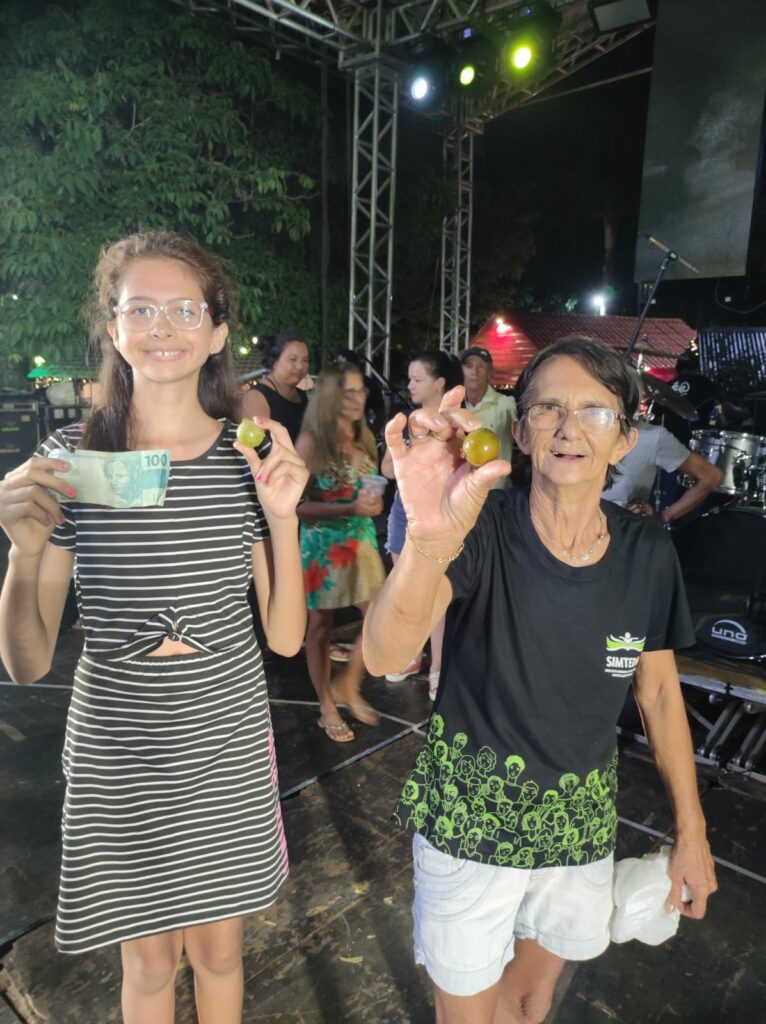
[610,845,689,946]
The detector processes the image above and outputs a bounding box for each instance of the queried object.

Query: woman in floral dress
[296,363,386,741]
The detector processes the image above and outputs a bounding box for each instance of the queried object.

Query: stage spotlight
[510,43,533,69]
[500,1,561,81]
[410,75,430,101]
[406,61,446,106]
[451,28,495,95]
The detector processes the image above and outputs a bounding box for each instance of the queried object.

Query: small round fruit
[236,419,266,449]
[462,427,500,467]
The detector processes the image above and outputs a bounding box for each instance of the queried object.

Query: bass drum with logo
[672,507,766,661]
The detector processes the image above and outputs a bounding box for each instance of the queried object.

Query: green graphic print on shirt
[393,713,619,868]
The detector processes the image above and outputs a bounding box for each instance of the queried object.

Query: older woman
[363,337,716,1024]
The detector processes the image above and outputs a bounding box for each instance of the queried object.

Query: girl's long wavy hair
[80,232,241,451]
[301,365,377,473]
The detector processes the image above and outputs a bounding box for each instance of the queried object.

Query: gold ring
[410,431,430,441]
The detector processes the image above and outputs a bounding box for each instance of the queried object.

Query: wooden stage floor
[1,630,765,1023]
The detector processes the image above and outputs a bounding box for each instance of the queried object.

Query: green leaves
[1,0,328,367]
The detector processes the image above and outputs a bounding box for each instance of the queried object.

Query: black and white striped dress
[37,421,288,954]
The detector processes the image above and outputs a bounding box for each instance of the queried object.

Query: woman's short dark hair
[515,336,639,489]
[260,328,308,369]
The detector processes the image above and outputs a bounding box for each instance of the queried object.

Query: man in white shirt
[603,420,723,525]
[460,346,516,490]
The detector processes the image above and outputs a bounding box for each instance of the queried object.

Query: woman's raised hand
[386,386,510,553]
[0,456,73,557]
[234,417,310,521]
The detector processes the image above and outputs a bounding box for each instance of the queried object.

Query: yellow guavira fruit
[462,427,500,467]
[236,419,266,448]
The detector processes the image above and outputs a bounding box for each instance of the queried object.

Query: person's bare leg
[332,603,379,725]
[121,929,183,1024]
[306,608,353,739]
[492,939,566,1024]
[432,979,500,1024]
[184,917,245,1024]
[428,615,446,698]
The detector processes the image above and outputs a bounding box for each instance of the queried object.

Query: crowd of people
[0,230,718,1024]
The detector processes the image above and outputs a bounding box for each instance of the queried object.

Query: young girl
[381,350,462,700]
[0,232,308,1024]
[296,363,385,742]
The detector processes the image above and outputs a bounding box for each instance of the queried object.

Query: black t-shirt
[252,383,307,443]
[393,488,695,868]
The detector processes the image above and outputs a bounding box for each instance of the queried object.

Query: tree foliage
[0,0,334,369]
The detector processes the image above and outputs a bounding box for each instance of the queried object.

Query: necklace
[265,374,284,398]
[531,508,608,562]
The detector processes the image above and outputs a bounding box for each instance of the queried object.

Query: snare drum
[688,430,766,497]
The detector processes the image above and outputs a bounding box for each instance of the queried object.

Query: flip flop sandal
[317,718,355,743]
[329,643,352,663]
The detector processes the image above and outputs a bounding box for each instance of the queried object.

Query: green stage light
[510,43,534,69]
[459,64,477,86]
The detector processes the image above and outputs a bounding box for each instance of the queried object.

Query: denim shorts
[412,833,613,997]
[385,490,407,556]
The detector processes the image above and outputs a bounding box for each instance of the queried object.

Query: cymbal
[640,372,697,420]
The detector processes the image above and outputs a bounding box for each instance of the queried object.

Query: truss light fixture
[452,26,494,95]
[500,1,561,81]
[510,43,534,69]
[409,74,431,101]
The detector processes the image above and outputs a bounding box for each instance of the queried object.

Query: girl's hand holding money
[233,417,309,522]
[0,456,75,557]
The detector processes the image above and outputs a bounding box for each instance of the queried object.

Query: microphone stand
[624,235,701,364]
[355,352,414,414]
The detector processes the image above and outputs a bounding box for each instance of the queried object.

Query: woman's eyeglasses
[522,403,626,435]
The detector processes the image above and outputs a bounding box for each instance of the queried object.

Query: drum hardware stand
[625,235,701,363]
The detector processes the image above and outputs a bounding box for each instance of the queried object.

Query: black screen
[635,0,766,282]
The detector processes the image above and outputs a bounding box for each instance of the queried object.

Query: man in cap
[460,346,516,489]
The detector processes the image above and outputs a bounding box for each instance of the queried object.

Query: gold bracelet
[406,527,464,564]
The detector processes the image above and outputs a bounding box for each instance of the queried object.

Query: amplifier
[0,399,40,466]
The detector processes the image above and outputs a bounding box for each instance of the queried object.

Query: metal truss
[171,1,653,367]
[347,60,399,376]
[440,124,476,354]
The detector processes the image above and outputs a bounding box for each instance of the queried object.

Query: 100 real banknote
[49,448,170,508]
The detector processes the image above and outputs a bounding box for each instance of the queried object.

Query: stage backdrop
[635,0,766,282]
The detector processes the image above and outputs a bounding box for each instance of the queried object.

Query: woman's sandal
[317,718,355,743]
[428,671,440,702]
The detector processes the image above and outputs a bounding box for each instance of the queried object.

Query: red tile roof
[470,313,696,387]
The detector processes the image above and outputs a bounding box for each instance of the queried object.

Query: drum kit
[641,372,766,663]
[641,372,766,509]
